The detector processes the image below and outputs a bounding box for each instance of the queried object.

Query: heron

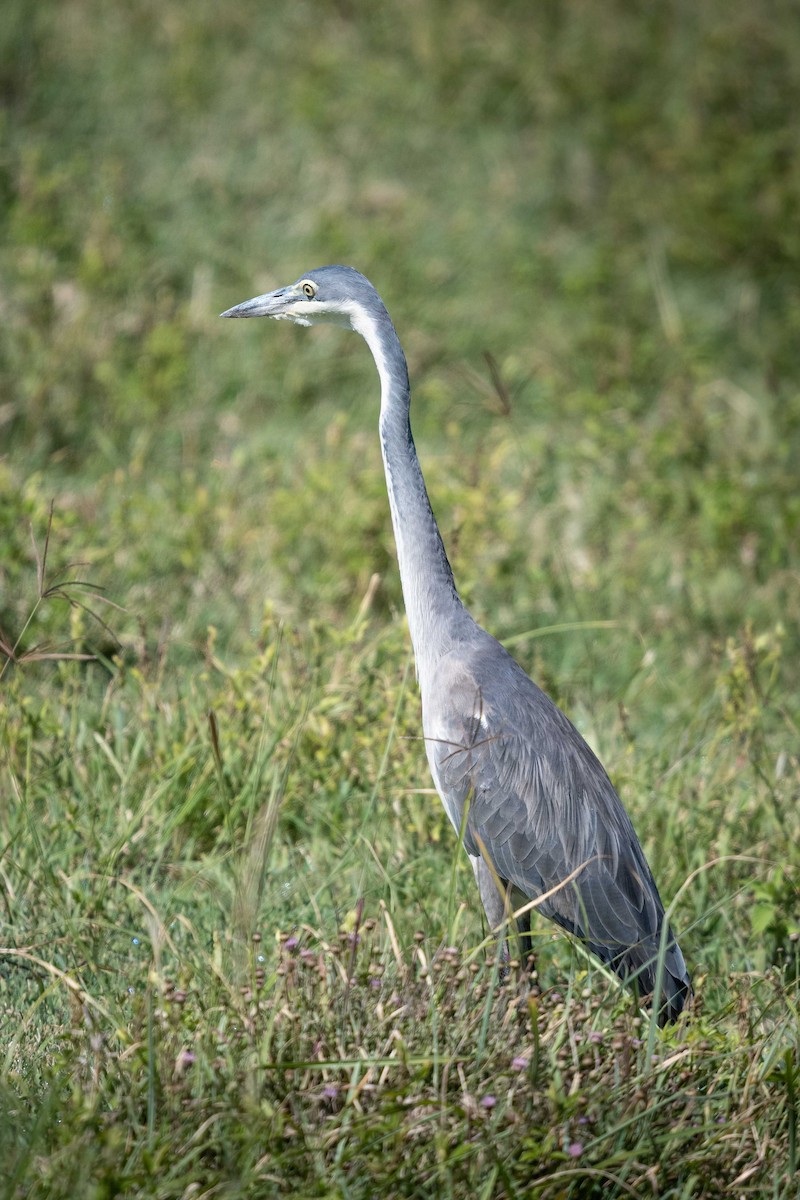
[221,265,692,1024]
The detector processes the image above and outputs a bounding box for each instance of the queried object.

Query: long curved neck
[352,306,468,673]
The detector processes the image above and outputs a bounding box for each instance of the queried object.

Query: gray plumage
[222,265,692,1024]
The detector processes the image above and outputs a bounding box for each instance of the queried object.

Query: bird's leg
[471,861,539,991]
[471,854,507,925]
[514,909,540,990]
[471,855,506,973]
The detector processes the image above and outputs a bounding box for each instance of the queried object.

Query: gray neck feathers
[355,303,468,672]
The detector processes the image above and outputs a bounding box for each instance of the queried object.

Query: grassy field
[2,0,799,1195]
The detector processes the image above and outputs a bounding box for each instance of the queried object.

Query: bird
[221,265,692,1024]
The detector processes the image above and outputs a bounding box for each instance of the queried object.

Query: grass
[1,0,799,1195]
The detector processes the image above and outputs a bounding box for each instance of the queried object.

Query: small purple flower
[588,1031,603,1044]
[175,1050,197,1072]
[577,1116,590,1126]
[322,1085,339,1100]
[284,936,299,951]
[480,1095,497,1109]
[567,1142,583,1158]
[511,1056,529,1071]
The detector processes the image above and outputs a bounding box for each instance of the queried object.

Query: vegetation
[1,0,799,1195]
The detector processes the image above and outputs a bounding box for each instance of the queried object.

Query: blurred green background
[3,0,800,950]
[3,0,798,668]
[2,1,800,1192]
[3,0,800,922]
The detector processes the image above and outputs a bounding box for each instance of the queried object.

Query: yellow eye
[301,281,316,298]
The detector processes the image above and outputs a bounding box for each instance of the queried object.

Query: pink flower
[567,1142,583,1158]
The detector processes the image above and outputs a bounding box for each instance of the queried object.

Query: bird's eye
[301,282,316,299]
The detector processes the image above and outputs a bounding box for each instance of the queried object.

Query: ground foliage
[1,0,799,1196]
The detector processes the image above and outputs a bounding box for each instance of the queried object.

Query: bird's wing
[424,641,674,982]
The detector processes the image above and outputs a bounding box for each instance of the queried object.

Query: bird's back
[421,625,691,1022]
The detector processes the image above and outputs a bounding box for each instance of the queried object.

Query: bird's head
[220,265,385,332]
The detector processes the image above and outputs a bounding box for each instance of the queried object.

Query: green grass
[1,0,799,1195]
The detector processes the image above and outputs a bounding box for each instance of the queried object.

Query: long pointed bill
[220,288,292,318]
